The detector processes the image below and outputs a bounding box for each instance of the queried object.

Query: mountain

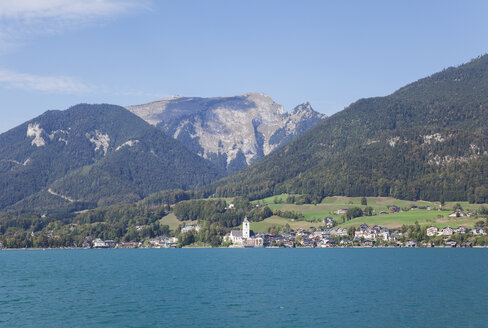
[209,55,488,203]
[0,104,223,212]
[127,92,326,172]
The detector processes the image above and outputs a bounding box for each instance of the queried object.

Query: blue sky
[0,0,487,133]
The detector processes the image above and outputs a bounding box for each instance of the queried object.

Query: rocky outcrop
[127,92,326,172]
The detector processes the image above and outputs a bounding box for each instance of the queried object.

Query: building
[92,238,110,248]
[224,217,263,247]
[472,227,487,235]
[426,226,439,237]
[181,225,201,234]
[448,209,466,217]
[324,217,335,228]
[439,226,454,236]
[228,230,244,244]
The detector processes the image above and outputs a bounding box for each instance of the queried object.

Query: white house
[181,225,201,234]
[92,238,109,248]
[439,226,454,236]
[426,226,439,237]
[448,209,466,217]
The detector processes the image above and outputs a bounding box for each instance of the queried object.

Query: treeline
[177,222,228,247]
[173,198,273,228]
[0,203,171,248]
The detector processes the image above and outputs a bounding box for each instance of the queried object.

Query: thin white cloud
[0,0,144,50]
[0,0,138,20]
[0,69,166,99]
[0,70,91,93]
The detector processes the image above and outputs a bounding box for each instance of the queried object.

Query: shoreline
[1,246,487,250]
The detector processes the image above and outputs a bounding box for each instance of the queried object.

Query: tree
[361,197,368,205]
[453,203,463,211]
[474,186,488,204]
[347,207,363,220]
[347,226,356,237]
[294,235,303,247]
[364,206,374,216]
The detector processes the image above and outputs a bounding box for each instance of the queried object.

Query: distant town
[31,215,485,250]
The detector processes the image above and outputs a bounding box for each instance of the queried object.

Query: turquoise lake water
[1,249,488,327]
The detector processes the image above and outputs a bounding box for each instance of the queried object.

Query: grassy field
[252,195,487,230]
[250,216,321,233]
[339,210,481,228]
[163,195,487,232]
[160,213,197,231]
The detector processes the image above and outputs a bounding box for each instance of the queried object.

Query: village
[85,215,487,249]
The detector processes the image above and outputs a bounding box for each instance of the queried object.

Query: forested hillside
[0,104,223,212]
[209,55,488,202]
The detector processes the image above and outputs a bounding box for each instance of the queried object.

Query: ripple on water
[1,249,488,327]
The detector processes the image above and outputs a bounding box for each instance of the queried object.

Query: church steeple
[242,217,250,239]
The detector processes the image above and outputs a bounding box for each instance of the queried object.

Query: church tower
[242,217,250,239]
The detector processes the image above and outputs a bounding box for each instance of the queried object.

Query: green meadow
[252,195,487,231]
[163,195,487,233]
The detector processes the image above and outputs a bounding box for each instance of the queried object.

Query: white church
[224,217,263,247]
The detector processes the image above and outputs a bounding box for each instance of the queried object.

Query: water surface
[1,249,487,327]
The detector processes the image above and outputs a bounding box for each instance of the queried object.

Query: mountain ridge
[208,55,488,203]
[0,104,223,212]
[127,92,326,172]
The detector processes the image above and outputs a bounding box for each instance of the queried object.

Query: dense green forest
[0,104,223,212]
[207,55,488,202]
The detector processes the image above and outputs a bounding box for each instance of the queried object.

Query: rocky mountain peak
[127,93,326,173]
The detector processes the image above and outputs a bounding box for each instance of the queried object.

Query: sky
[0,0,488,133]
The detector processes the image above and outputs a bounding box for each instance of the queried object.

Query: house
[92,238,109,248]
[117,242,138,248]
[243,237,264,248]
[181,224,201,234]
[355,226,377,241]
[363,229,378,241]
[445,240,458,247]
[439,226,454,236]
[148,237,178,248]
[454,226,467,234]
[301,238,315,248]
[324,217,335,228]
[471,227,487,235]
[379,211,389,215]
[318,238,336,248]
[426,226,439,237]
[405,240,418,247]
[363,240,375,247]
[379,231,393,241]
[334,227,348,237]
[335,208,348,215]
[448,209,466,217]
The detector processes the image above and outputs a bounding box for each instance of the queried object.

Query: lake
[1,249,487,327]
